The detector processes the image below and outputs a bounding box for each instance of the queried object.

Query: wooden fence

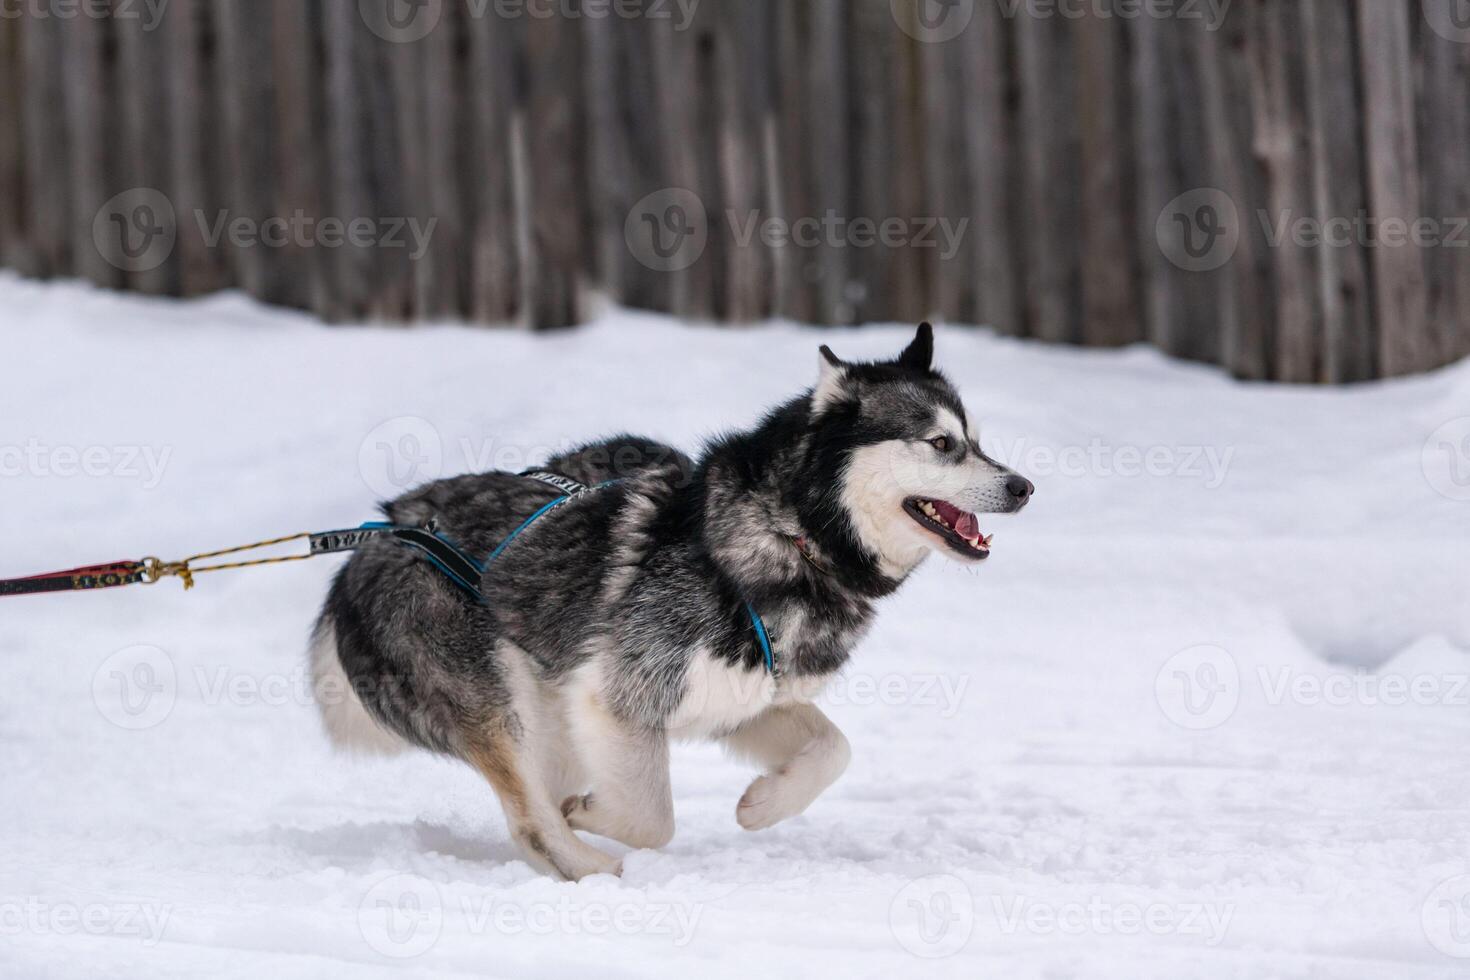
[1,0,1467,381]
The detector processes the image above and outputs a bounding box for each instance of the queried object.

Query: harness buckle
[140,556,195,590]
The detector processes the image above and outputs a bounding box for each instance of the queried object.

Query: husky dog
[310,324,1032,880]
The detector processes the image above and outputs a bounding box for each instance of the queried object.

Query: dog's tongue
[955,511,980,540]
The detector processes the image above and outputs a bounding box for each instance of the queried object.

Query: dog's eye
[928,436,953,453]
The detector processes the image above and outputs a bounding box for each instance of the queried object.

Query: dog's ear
[814,345,850,412]
[898,322,933,372]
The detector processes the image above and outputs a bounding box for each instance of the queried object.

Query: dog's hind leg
[560,687,674,850]
[463,727,623,882]
[723,703,851,831]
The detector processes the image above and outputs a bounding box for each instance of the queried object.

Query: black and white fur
[310,325,1032,880]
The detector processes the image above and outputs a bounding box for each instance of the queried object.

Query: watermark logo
[891,0,975,43]
[626,187,708,273]
[890,874,974,958]
[995,0,1233,30]
[1157,188,1239,272]
[0,898,172,945]
[92,645,177,731]
[360,0,443,43]
[1425,0,1470,45]
[1155,644,1239,730]
[0,0,171,31]
[1423,874,1470,959]
[1423,418,1470,502]
[0,439,172,488]
[359,416,444,499]
[988,436,1234,489]
[358,873,443,958]
[989,895,1234,945]
[195,211,438,260]
[93,188,177,273]
[727,209,968,261]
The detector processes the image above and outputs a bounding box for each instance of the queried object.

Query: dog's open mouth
[903,497,992,559]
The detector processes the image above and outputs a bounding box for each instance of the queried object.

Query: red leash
[0,561,148,597]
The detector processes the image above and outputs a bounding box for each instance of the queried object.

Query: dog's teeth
[983,533,994,547]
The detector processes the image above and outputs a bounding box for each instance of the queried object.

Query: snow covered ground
[2,272,1468,979]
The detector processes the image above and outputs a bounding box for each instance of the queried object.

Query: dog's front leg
[724,703,851,831]
[560,691,675,850]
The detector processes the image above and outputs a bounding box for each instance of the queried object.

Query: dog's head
[808,324,1033,577]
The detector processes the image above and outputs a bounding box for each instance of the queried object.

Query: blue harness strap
[332,469,780,676]
[745,602,777,676]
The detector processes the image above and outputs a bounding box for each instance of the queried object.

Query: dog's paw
[736,773,805,831]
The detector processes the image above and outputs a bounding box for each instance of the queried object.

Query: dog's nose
[1006,475,1034,502]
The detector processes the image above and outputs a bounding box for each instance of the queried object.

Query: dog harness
[354,470,779,676]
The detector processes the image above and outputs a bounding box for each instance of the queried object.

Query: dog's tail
[308,617,409,756]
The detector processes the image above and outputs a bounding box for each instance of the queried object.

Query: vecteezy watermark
[894,0,1232,43]
[357,874,703,957]
[891,0,976,44]
[195,211,437,261]
[0,0,170,30]
[359,874,443,958]
[988,437,1234,489]
[625,188,709,273]
[1156,646,1470,730]
[92,188,438,273]
[0,439,172,489]
[358,416,445,499]
[459,894,702,945]
[1257,667,1470,709]
[357,418,696,499]
[92,645,178,731]
[624,187,969,273]
[359,0,700,43]
[726,210,968,262]
[998,0,1232,27]
[1155,645,1240,730]
[1425,0,1470,45]
[890,874,974,958]
[1159,190,1470,272]
[1423,874,1470,959]
[93,188,177,274]
[988,895,1235,946]
[0,898,172,946]
[1423,418,1470,502]
[1156,188,1241,272]
[1259,210,1470,250]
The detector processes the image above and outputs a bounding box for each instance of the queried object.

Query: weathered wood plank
[165,0,225,296]
[321,0,384,320]
[958,1,1020,335]
[919,21,973,326]
[114,2,176,295]
[1356,0,1429,377]
[1074,9,1139,347]
[1418,1,1470,369]
[213,0,278,302]
[270,0,327,314]
[466,7,522,323]
[61,8,115,287]
[1246,0,1320,383]
[1302,0,1375,382]
[0,12,28,274]
[1130,11,1182,357]
[523,9,586,328]
[647,13,712,321]
[714,0,774,322]
[1015,6,1080,342]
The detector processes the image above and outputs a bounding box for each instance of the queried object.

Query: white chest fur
[667,647,779,740]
